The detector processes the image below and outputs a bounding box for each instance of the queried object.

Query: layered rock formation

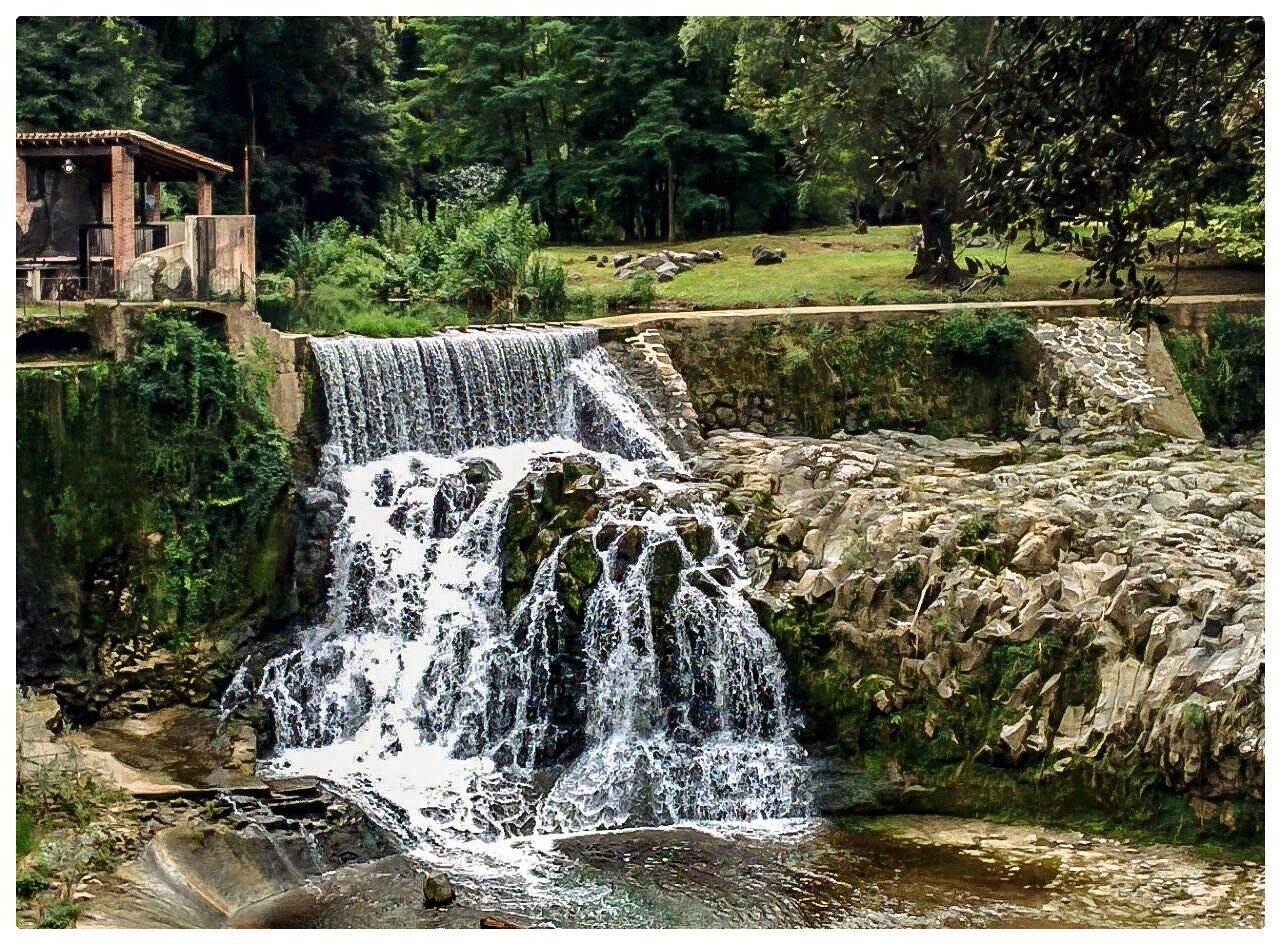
[697,429,1262,835]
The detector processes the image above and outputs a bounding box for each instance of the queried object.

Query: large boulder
[421,871,456,908]
[155,259,193,300]
[654,261,679,282]
[751,245,785,266]
[123,255,165,301]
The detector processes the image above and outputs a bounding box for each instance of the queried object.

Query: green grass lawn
[248,222,1258,337]
[541,223,1256,311]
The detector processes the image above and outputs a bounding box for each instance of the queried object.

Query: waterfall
[258,325,808,859]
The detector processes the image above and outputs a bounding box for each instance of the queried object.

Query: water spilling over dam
[254,326,809,863]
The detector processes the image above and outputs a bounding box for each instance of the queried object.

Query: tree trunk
[907,197,964,285]
[666,156,676,244]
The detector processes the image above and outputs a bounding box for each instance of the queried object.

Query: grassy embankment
[239,222,1262,337]
[541,222,1258,312]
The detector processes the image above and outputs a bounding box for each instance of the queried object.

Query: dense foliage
[964,17,1264,312]
[16,15,1263,296]
[935,309,1027,369]
[396,17,795,242]
[17,16,798,258]
[16,315,290,660]
[276,197,574,316]
[1165,312,1265,440]
[689,17,989,284]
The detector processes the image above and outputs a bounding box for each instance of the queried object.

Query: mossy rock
[647,537,686,611]
[559,531,602,588]
[504,492,539,543]
[673,516,715,561]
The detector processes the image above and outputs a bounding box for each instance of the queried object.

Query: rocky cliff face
[455,315,1254,842]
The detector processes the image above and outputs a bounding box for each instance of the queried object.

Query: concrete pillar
[196,172,213,216]
[109,145,136,290]
[144,180,162,222]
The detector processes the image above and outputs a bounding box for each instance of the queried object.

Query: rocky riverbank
[15,693,393,929]
[699,428,1263,838]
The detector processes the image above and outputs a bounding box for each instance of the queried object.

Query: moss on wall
[760,602,1259,845]
[666,311,1039,439]
[16,314,292,715]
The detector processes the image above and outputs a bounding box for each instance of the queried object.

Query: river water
[228,324,1261,930]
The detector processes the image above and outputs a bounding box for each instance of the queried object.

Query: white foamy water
[251,325,809,876]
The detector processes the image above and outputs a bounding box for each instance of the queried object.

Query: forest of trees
[17,15,1263,301]
[16,16,806,257]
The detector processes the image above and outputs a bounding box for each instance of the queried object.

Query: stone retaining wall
[626,313,1203,445]
[15,302,311,438]
[603,328,705,458]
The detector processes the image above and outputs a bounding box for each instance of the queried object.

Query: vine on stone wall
[17,313,291,686]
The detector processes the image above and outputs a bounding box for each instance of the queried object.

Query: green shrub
[17,871,50,899]
[936,309,1027,369]
[780,344,812,374]
[433,198,547,311]
[520,256,569,319]
[37,901,82,929]
[957,515,996,544]
[1203,165,1263,264]
[1165,311,1264,438]
[255,272,296,300]
[277,219,387,295]
[1205,202,1264,264]
[273,196,572,318]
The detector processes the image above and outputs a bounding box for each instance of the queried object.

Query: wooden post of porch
[109,145,136,291]
[196,171,213,216]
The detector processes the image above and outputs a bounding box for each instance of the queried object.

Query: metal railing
[16,263,254,310]
[16,258,115,312]
[79,223,168,260]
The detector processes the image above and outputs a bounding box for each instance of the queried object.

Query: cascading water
[252,326,809,873]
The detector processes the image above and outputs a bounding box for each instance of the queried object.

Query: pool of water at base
[232,818,1067,929]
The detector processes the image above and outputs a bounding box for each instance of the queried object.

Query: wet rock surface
[846,815,1263,928]
[16,694,396,930]
[77,784,396,929]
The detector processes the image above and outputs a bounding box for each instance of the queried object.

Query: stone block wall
[619,313,1204,447]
